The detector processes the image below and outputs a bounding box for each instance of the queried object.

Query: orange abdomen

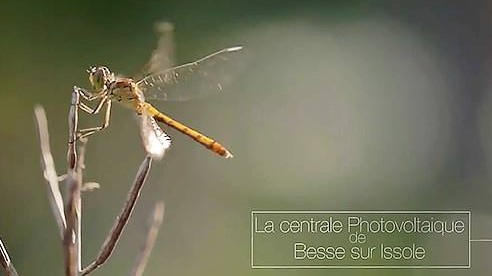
[143,103,233,158]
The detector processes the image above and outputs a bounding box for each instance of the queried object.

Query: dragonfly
[74,27,241,159]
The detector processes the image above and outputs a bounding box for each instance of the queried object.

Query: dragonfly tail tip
[224,150,234,159]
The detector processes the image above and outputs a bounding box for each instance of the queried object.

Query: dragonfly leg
[77,98,112,140]
[74,86,100,101]
[73,83,109,114]
[79,102,95,114]
[78,94,108,115]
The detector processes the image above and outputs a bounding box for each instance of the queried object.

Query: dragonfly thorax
[87,66,115,91]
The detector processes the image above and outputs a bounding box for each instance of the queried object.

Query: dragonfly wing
[142,22,175,76]
[136,46,243,101]
[139,110,171,159]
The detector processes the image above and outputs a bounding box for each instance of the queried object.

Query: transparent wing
[136,46,243,101]
[142,22,175,76]
[139,109,171,159]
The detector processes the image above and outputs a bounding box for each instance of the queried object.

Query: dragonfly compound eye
[89,66,112,90]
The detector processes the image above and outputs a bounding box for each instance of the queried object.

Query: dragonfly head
[87,66,114,91]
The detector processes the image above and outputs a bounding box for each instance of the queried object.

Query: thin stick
[34,105,66,238]
[75,140,89,273]
[0,237,19,276]
[81,156,153,275]
[63,171,79,276]
[64,88,82,276]
[67,86,80,171]
[131,201,165,276]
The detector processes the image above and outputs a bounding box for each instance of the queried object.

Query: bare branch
[131,201,165,276]
[67,87,80,171]
[81,156,153,275]
[75,139,89,272]
[0,237,19,276]
[63,171,80,276]
[64,88,83,276]
[34,105,66,238]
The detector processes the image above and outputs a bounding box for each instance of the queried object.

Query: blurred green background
[1,0,492,275]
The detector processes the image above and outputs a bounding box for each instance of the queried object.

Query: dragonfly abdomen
[143,103,233,158]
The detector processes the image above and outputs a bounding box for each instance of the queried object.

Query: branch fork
[31,86,164,276]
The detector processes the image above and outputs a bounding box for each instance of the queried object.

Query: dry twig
[64,87,83,275]
[35,86,159,276]
[34,106,66,238]
[81,156,153,275]
[131,201,165,276]
[0,237,19,276]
